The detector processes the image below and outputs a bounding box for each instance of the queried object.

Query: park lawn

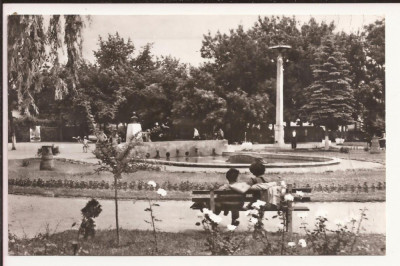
[8,158,385,186]
[8,158,386,202]
[8,229,386,256]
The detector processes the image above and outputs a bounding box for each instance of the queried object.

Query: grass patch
[8,229,385,256]
[8,159,385,186]
[8,158,386,202]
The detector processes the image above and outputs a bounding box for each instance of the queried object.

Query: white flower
[252,200,266,209]
[227,224,237,231]
[209,213,222,224]
[244,209,259,216]
[156,188,167,197]
[255,200,266,206]
[295,191,304,197]
[298,239,307,248]
[315,210,328,219]
[297,212,308,219]
[147,181,157,188]
[202,209,222,224]
[280,181,287,188]
[251,202,260,209]
[202,208,212,215]
[284,194,294,201]
[288,242,296,247]
[249,217,258,224]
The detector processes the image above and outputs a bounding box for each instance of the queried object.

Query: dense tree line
[8,15,385,146]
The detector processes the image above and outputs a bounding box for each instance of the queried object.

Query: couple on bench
[215,161,285,226]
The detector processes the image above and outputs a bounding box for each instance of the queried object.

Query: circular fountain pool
[144,152,340,168]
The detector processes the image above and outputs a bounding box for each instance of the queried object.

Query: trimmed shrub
[21,159,30,167]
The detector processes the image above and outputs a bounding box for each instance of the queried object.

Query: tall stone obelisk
[274,52,285,146]
[270,45,291,147]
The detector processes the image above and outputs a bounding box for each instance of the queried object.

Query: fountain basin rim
[222,151,334,162]
[142,156,341,168]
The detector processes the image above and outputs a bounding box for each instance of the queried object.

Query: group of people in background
[73,130,122,153]
[193,127,224,140]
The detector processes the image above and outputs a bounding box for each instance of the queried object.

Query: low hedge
[8,178,386,193]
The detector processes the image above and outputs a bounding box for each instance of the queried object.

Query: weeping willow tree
[7,14,88,149]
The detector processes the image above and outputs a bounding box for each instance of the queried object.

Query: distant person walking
[193,128,200,140]
[291,130,297,149]
[219,128,224,140]
[83,136,89,153]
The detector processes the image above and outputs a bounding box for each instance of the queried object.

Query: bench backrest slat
[192,196,311,203]
[192,187,312,195]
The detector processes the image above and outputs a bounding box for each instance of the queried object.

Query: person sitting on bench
[248,160,281,185]
[246,160,283,208]
[215,168,246,226]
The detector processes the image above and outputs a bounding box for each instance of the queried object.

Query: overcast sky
[73,15,383,66]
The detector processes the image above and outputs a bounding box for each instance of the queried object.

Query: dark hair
[249,161,265,176]
[226,168,240,183]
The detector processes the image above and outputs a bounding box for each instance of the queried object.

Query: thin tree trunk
[114,175,120,246]
[9,109,16,150]
[59,113,63,141]
[11,133,17,150]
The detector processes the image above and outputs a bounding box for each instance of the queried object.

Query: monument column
[270,45,291,148]
[274,53,285,146]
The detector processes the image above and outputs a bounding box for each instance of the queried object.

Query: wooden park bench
[191,184,311,235]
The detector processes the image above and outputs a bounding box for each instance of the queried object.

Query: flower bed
[8,178,386,193]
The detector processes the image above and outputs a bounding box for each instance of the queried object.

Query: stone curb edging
[143,152,341,168]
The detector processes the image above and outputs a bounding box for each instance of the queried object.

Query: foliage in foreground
[76,199,102,240]
[8,229,385,256]
[197,204,380,256]
[93,135,159,245]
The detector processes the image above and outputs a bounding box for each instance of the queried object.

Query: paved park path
[8,195,385,238]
